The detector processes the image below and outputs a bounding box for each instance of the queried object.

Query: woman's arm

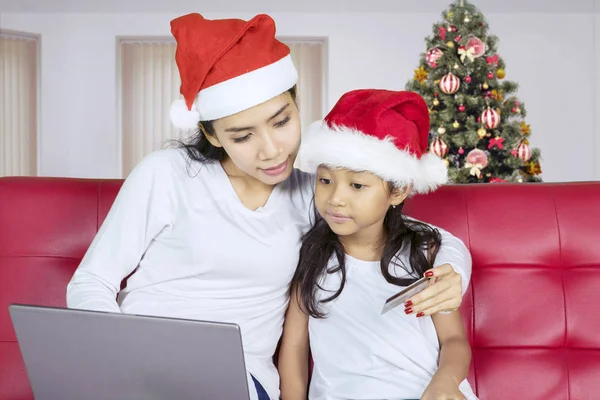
[421,312,471,400]
[66,152,174,312]
[406,225,472,316]
[278,285,310,400]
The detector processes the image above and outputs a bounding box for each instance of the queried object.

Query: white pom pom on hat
[170,99,200,131]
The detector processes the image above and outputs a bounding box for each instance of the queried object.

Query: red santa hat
[298,89,447,194]
[169,13,298,130]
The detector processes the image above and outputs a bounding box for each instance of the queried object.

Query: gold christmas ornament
[527,161,542,175]
[453,63,459,69]
[413,66,428,83]
[446,41,455,49]
[482,82,489,90]
[477,127,487,139]
[452,121,460,129]
[438,126,447,135]
[497,68,506,79]
[433,99,440,106]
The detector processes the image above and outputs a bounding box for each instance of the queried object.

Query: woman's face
[208,91,301,186]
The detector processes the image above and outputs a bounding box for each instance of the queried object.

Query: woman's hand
[404,264,462,317]
[420,373,466,400]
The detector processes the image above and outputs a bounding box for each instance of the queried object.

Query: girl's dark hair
[175,86,298,164]
[293,197,442,319]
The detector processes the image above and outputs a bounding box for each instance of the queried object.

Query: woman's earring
[392,205,396,209]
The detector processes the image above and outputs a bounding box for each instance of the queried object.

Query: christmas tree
[405,0,542,183]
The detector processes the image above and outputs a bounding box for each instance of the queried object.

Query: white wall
[1,11,599,182]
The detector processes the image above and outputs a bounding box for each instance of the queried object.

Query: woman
[66,13,471,400]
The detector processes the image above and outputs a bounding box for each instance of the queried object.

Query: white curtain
[0,33,38,177]
[120,41,187,176]
[288,42,324,132]
[120,39,325,177]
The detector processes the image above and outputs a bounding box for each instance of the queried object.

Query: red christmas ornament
[490,177,508,183]
[458,147,465,155]
[487,71,494,79]
[450,26,457,32]
[458,104,466,112]
[466,149,489,167]
[512,107,518,113]
[430,137,449,158]
[516,141,532,161]
[514,101,520,106]
[477,116,481,123]
[439,73,460,94]
[486,55,499,66]
[426,47,444,68]
[455,35,462,42]
[488,137,505,150]
[465,36,486,57]
[481,107,500,129]
[434,92,439,97]
[464,75,472,83]
[438,26,447,41]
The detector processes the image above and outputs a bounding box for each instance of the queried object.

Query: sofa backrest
[1,176,599,399]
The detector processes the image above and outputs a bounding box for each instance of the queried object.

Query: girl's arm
[278,285,310,400]
[421,312,471,400]
[66,152,174,312]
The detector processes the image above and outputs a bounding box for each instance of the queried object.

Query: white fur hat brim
[297,121,448,194]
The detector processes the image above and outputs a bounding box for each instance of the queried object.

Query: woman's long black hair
[293,198,442,319]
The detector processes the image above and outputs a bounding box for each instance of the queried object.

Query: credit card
[381,277,429,315]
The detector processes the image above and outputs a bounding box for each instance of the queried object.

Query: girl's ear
[390,183,412,207]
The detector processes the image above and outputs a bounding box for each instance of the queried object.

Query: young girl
[279,89,478,400]
[66,13,470,400]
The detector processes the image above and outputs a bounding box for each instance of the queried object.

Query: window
[119,38,326,177]
[0,32,39,177]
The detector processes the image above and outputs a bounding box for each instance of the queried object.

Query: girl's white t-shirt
[67,148,473,400]
[308,253,478,400]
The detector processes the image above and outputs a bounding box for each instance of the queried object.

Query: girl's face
[207,92,301,186]
[315,166,410,241]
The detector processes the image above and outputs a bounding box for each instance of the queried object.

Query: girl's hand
[420,374,466,400]
[404,264,462,316]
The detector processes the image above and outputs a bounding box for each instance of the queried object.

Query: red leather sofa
[1,177,599,399]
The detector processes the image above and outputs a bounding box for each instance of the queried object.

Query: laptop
[9,304,252,400]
